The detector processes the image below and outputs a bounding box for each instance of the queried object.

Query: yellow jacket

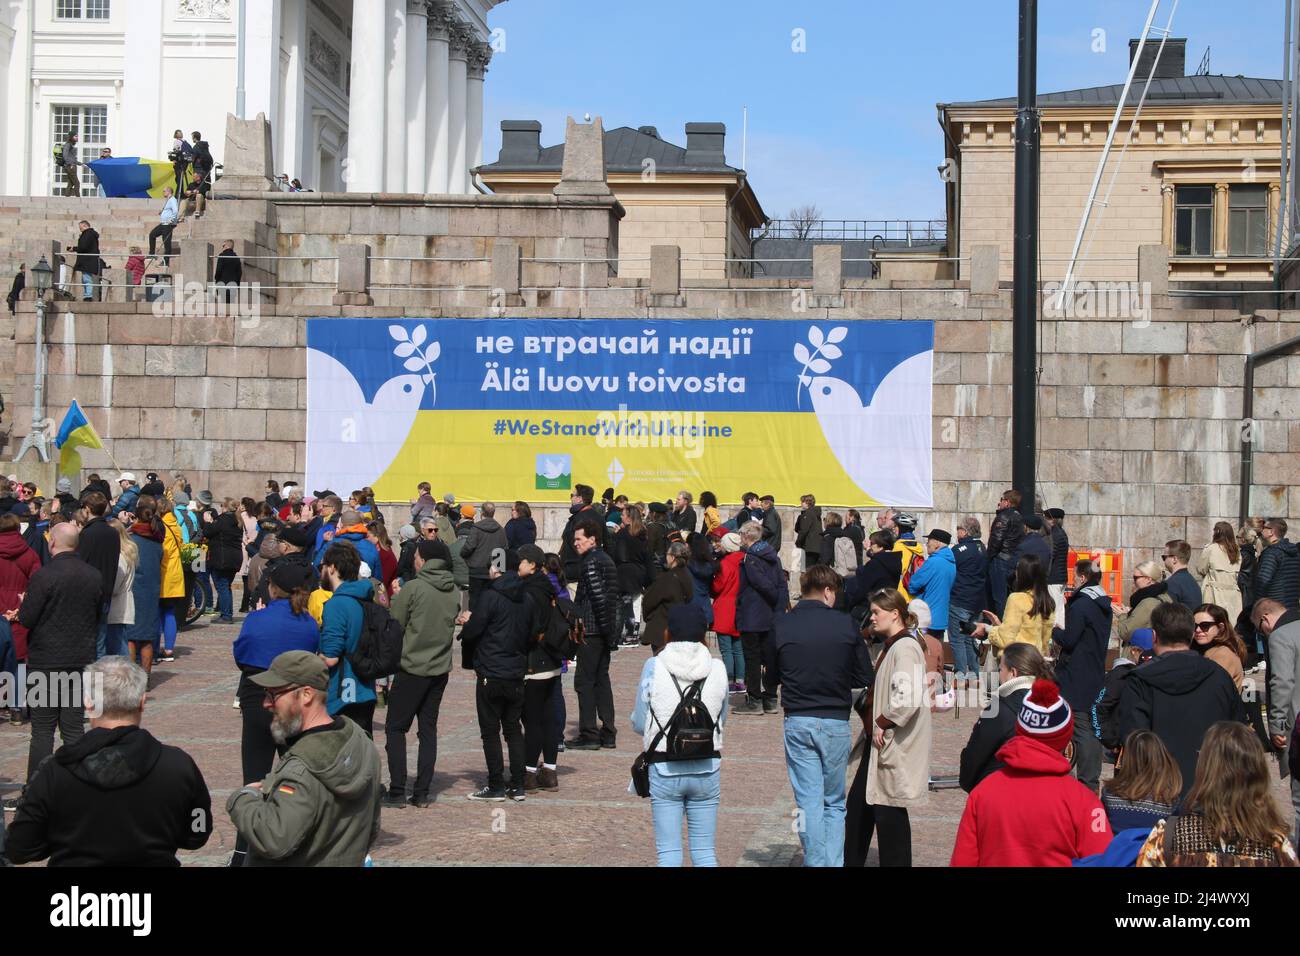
[307,588,332,628]
[894,537,925,602]
[988,591,1054,655]
[160,512,186,599]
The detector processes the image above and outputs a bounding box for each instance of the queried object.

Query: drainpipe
[1239,330,1300,526]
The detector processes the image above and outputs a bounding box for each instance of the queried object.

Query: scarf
[130,521,163,542]
[1128,580,1167,611]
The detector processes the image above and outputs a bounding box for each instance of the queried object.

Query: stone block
[398,206,450,236]
[553,116,613,197]
[110,375,173,407]
[1053,321,1122,354]
[935,320,990,352]
[230,440,298,473]
[334,243,372,304]
[1121,386,1187,419]
[179,241,213,285]
[1153,353,1219,386]
[110,314,172,345]
[1138,245,1169,297]
[491,240,522,296]
[203,408,267,441]
[812,245,842,297]
[234,316,298,347]
[175,376,238,409]
[650,245,681,297]
[266,409,306,442]
[172,315,235,346]
[172,439,235,472]
[1038,418,1090,450]
[1188,321,1249,354]
[139,407,205,440]
[237,378,299,409]
[1090,355,1154,385]
[144,346,207,377]
[44,311,109,345]
[1152,451,1187,484]
[220,112,275,192]
[969,245,999,295]
[1122,321,1188,354]
[207,346,270,379]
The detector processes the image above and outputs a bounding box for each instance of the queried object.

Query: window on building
[52,106,108,197]
[1229,185,1269,257]
[1174,185,1214,257]
[56,0,111,19]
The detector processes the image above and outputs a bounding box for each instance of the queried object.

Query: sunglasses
[1194,621,1216,632]
[263,685,301,705]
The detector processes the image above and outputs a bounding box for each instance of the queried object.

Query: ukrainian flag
[88,157,187,199]
[55,400,104,475]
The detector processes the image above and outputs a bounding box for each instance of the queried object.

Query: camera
[958,617,979,636]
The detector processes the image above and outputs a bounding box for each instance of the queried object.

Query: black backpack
[340,594,404,684]
[656,675,718,761]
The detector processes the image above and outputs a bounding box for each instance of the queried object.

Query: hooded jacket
[737,541,788,633]
[111,484,140,518]
[459,573,530,680]
[205,510,244,574]
[320,579,378,714]
[958,673,1035,793]
[632,640,728,769]
[496,569,565,675]
[0,529,41,659]
[906,545,956,630]
[1118,649,1248,797]
[950,736,1113,867]
[1054,584,1114,712]
[333,525,380,577]
[710,551,744,638]
[389,557,459,677]
[462,517,508,580]
[227,716,381,867]
[1255,538,1300,609]
[6,725,212,866]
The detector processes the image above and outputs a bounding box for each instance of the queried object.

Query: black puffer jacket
[1255,538,1300,610]
[1048,524,1070,586]
[5,725,211,866]
[19,552,104,671]
[205,511,244,573]
[575,546,620,641]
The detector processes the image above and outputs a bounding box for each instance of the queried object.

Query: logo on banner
[535,454,572,490]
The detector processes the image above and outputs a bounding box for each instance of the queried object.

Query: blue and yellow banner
[306,319,934,508]
[55,399,103,476]
[88,157,186,199]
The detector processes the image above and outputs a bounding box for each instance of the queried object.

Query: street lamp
[17,256,54,463]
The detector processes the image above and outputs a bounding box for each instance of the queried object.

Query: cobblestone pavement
[1,614,1290,866]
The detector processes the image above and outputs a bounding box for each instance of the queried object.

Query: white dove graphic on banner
[796,326,933,508]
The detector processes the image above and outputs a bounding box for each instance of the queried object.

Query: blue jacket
[737,542,788,633]
[111,485,140,518]
[906,546,956,630]
[233,599,320,670]
[124,533,162,646]
[950,536,988,614]
[312,516,339,567]
[320,579,378,715]
[1072,827,1151,868]
[333,531,380,577]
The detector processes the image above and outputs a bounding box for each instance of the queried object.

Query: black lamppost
[1012,0,1039,516]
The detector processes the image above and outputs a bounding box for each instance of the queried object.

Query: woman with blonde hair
[1138,721,1297,866]
[106,522,138,657]
[1116,560,1170,643]
[1193,521,1242,623]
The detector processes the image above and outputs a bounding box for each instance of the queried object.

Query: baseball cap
[1129,628,1155,652]
[249,650,328,691]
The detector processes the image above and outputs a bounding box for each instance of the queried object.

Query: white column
[245,0,283,136]
[405,1,428,192]
[384,0,407,192]
[121,0,164,157]
[465,42,489,193]
[0,10,17,195]
[347,0,387,192]
[447,25,470,196]
[280,0,307,184]
[425,4,452,193]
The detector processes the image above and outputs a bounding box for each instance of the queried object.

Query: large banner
[306,318,934,508]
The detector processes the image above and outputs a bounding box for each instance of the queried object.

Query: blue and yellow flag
[88,157,187,199]
[55,400,104,475]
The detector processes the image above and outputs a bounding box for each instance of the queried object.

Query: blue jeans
[213,571,235,620]
[94,602,112,659]
[649,769,720,867]
[80,271,96,299]
[989,557,1015,618]
[783,715,851,867]
[718,634,745,682]
[196,571,214,612]
[0,618,15,690]
[948,606,980,677]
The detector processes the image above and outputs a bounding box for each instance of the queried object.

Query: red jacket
[710,552,744,637]
[950,735,1113,867]
[0,529,42,659]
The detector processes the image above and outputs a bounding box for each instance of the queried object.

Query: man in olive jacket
[383,539,460,808]
[227,651,381,866]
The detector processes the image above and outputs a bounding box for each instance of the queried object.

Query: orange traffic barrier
[1065,549,1125,607]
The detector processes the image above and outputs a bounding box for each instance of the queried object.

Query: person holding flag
[54,400,104,477]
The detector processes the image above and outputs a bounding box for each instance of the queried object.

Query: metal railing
[755,219,947,243]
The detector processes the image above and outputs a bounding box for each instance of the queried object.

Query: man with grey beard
[227,651,380,866]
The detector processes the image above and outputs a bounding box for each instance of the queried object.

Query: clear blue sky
[483,0,1283,222]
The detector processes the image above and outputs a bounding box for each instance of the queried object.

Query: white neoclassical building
[0,0,504,197]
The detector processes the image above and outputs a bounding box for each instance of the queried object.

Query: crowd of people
[0,474,1296,870]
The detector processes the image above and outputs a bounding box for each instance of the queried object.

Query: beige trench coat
[866,634,932,808]
[1192,542,1242,623]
